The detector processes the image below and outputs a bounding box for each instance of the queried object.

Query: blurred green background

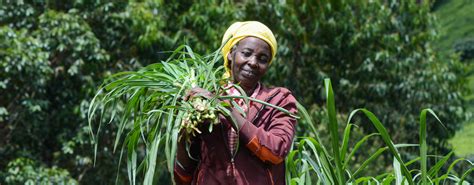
[0,0,472,184]
[435,0,474,158]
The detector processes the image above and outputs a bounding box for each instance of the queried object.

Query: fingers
[183,90,194,101]
[184,87,214,101]
[183,87,204,101]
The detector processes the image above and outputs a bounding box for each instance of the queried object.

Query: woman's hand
[176,88,211,168]
[181,87,220,137]
[183,87,215,101]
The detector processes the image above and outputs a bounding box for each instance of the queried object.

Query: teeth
[243,70,254,76]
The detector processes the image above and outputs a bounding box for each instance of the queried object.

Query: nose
[247,55,258,68]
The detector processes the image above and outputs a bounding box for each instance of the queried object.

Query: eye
[258,56,269,64]
[241,51,252,57]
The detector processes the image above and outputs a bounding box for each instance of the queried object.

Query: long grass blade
[340,123,354,163]
[324,79,345,184]
[296,102,318,135]
[343,133,380,169]
[352,108,414,184]
[219,95,299,118]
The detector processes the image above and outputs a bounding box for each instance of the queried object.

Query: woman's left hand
[183,87,215,101]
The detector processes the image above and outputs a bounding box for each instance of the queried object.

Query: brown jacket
[174,85,298,185]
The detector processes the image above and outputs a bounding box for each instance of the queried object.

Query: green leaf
[324,79,345,184]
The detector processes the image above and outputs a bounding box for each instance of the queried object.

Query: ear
[226,52,232,68]
[227,50,233,61]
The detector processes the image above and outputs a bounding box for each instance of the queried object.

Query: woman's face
[228,37,271,91]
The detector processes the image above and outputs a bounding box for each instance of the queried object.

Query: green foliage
[0,1,114,184]
[450,121,474,157]
[434,0,474,160]
[36,10,109,76]
[0,1,39,30]
[88,46,228,184]
[433,0,474,58]
[285,79,473,184]
[454,38,474,61]
[3,157,77,184]
[0,26,51,122]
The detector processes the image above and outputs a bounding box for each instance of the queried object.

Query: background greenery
[0,0,472,184]
[433,0,474,159]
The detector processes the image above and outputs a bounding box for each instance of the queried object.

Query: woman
[174,21,298,185]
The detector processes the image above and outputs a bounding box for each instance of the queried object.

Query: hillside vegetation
[434,0,474,158]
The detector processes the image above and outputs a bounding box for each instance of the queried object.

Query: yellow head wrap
[221,21,277,78]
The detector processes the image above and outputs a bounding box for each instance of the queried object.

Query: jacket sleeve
[238,89,298,165]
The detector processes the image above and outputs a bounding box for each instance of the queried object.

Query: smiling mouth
[241,70,256,78]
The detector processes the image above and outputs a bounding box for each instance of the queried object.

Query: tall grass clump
[286,79,474,184]
[87,45,296,184]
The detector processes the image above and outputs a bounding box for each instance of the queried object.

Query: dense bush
[2,158,77,184]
